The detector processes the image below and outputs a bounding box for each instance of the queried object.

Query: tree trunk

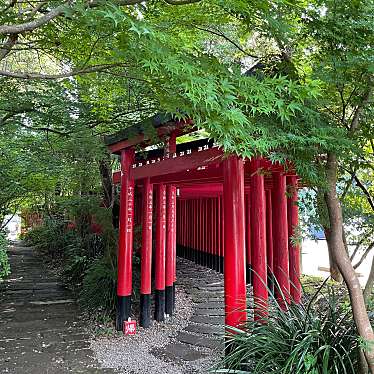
[364,256,374,305]
[99,156,114,209]
[324,228,343,282]
[324,152,374,372]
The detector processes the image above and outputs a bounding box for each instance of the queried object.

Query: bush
[79,257,117,317]
[0,231,10,280]
[24,219,70,259]
[219,285,359,374]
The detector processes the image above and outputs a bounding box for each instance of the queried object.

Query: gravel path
[91,259,225,374]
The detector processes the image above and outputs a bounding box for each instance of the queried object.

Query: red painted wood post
[165,185,177,315]
[272,172,290,307]
[287,176,301,303]
[250,159,268,320]
[198,198,202,265]
[223,155,247,330]
[155,184,167,321]
[245,193,252,284]
[117,148,135,331]
[203,199,206,266]
[217,196,219,271]
[167,132,178,310]
[187,200,191,259]
[173,192,177,311]
[212,198,216,270]
[193,199,197,261]
[220,195,224,273]
[265,189,274,293]
[140,177,153,327]
[210,198,214,269]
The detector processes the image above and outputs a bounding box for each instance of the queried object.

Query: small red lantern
[123,318,136,335]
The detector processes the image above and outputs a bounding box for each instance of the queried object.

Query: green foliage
[219,286,359,374]
[24,219,69,259]
[79,257,117,317]
[0,231,10,281]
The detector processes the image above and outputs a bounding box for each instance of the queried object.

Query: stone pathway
[1,242,229,373]
[0,242,112,373]
[153,260,225,366]
[92,259,227,373]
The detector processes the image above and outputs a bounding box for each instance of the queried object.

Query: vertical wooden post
[272,172,290,307]
[220,195,224,273]
[155,184,167,321]
[117,148,135,331]
[166,132,178,312]
[250,159,268,320]
[172,190,177,311]
[165,185,176,315]
[245,193,252,284]
[266,189,274,292]
[223,155,247,329]
[140,177,153,327]
[287,176,301,303]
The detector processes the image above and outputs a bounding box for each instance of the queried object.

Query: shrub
[219,285,359,374]
[0,231,10,280]
[79,257,117,318]
[24,218,69,259]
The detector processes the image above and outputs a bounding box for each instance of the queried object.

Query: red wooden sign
[123,318,136,335]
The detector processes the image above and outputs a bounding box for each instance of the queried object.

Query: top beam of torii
[105,114,298,185]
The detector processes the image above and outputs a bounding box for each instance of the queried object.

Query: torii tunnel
[107,117,301,331]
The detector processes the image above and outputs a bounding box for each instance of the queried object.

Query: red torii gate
[106,115,301,331]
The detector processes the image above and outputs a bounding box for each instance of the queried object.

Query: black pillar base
[165,285,174,315]
[267,273,275,295]
[219,256,224,273]
[154,289,165,322]
[246,265,252,285]
[139,293,151,328]
[172,283,176,311]
[116,295,131,331]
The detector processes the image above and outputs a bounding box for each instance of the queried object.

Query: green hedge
[0,231,10,280]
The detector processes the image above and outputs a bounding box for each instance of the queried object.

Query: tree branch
[0,5,66,35]
[0,0,199,36]
[192,25,258,59]
[352,173,374,212]
[0,63,128,79]
[364,256,374,303]
[350,236,367,262]
[0,34,18,60]
[354,242,374,270]
[163,0,201,4]
[349,83,373,134]
[19,122,71,136]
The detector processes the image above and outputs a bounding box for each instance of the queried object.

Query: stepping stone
[158,342,208,361]
[176,332,223,350]
[194,308,225,316]
[194,301,224,309]
[184,323,223,336]
[190,315,224,326]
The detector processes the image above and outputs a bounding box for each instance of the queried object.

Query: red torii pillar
[245,193,252,284]
[250,159,268,320]
[165,133,177,315]
[266,189,274,292]
[155,184,167,321]
[116,148,135,330]
[223,155,247,330]
[272,172,290,307]
[287,176,302,303]
[140,177,153,327]
[165,185,177,315]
